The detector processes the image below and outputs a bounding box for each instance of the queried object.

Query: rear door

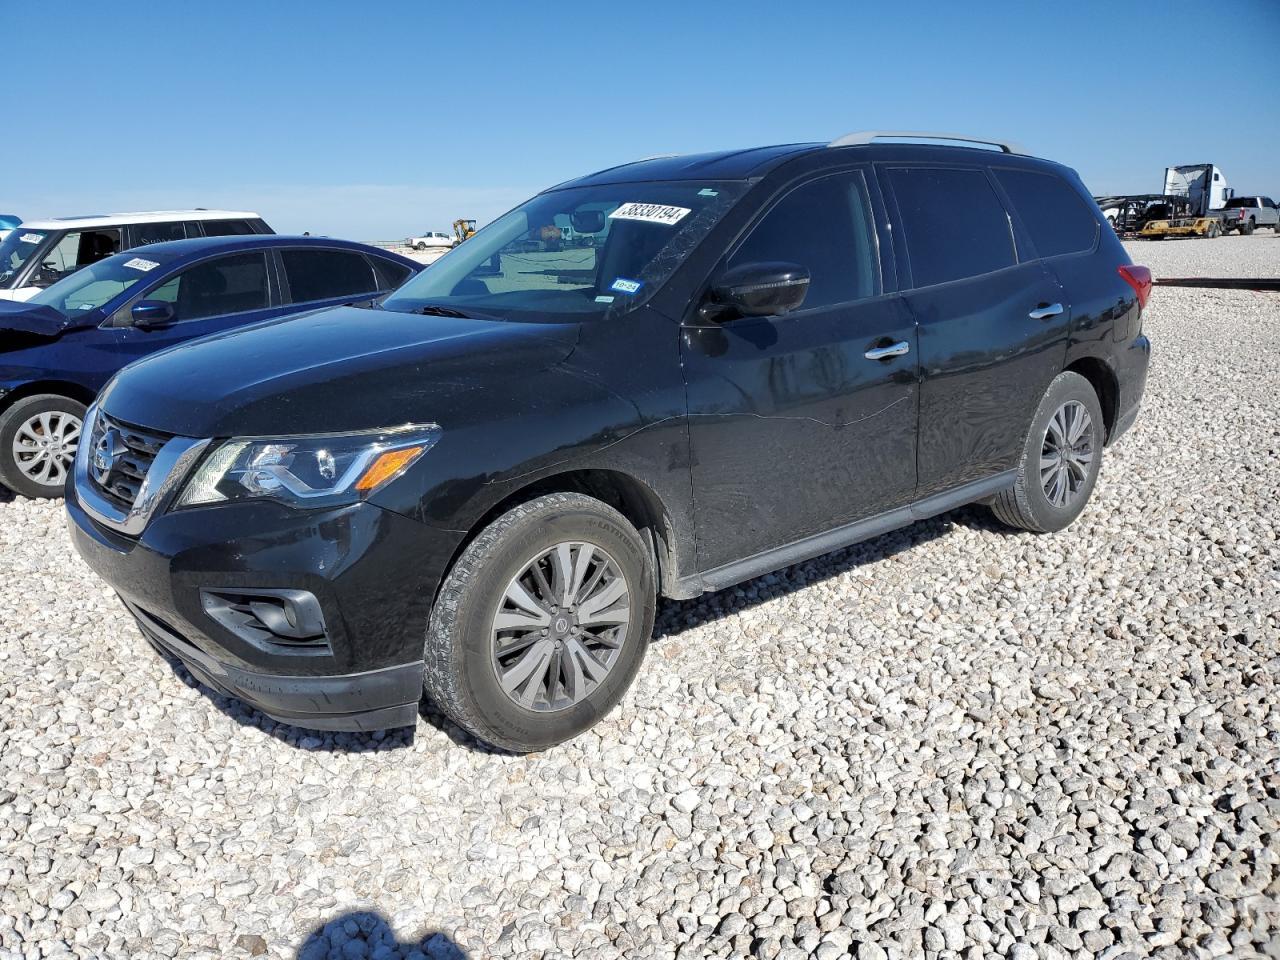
[881,164,1068,498]
[277,247,385,309]
[681,168,919,572]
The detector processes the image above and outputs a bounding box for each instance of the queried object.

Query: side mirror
[702,261,810,321]
[131,300,176,329]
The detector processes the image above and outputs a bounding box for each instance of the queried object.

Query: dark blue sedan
[0,235,420,497]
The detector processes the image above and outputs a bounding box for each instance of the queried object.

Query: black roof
[556,140,1056,189]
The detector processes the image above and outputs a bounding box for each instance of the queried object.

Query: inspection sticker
[609,202,691,227]
[697,188,719,197]
[19,233,42,244]
[610,278,643,295]
[594,295,615,303]
[123,257,159,272]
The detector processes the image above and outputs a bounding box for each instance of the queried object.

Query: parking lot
[1,236,1277,959]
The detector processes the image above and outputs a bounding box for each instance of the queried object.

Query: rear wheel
[1242,218,1255,236]
[423,493,656,752]
[0,395,86,499]
[1207,222,1221,239]
[990,372,1104,533]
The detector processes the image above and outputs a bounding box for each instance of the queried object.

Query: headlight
[174,423,441,509]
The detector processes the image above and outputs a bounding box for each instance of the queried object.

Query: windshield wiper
[410,303,475,319]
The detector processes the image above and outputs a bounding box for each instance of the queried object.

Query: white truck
[1216,196,1280,235]
[1096,164,1236,238]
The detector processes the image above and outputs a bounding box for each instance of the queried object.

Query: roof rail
[828,130,1027,155]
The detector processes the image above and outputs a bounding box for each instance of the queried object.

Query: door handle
[1029,302,1064,320]
[864,340,910,361]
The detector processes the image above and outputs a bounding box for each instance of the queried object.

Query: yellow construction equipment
[452,219,477,246]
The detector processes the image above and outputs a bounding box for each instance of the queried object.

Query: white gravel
[1122,232,1280,280]
[1,280,1278,958]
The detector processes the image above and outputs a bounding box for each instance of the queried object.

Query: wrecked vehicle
[0,235,418,498]
[66,133,1151,752]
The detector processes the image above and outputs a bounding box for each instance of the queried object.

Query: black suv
[67,133,1152,752]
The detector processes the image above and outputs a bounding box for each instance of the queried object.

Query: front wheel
[0,394,86,499]
[990,372,1104,533]
[423,493,656,752]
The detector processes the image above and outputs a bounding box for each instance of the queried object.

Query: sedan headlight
[174,424,441,509]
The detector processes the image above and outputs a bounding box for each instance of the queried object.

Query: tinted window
[133,221,187,245]
[371,256,413,290]
[1223,198,1255,209]
[145,252,269,321]
[282,249,377,303]
[727,173,880,309]
[995,169,1099,258]
[201,219,256,237]
[888,167,1015,287]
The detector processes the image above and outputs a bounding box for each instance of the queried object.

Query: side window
[370,256,413,290]
[34,229,122,285]
[887,167,1015,287]
[201,219,256,237]
[281,249,378,303]
[144,252,270,321]
[726,172,880,309]
[133,221,187,246]
[994,169,1099,259]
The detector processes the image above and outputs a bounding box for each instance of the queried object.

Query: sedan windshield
[29,251,174,317]
[382,181,746,321]
[0,229,47,286]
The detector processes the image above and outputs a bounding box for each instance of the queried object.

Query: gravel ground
[1121,232,1280,279]
[1,282,1278,960]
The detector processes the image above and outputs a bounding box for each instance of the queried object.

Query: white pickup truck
[1218,196,1280,235]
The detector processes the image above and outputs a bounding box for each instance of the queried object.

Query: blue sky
[5,0,1278,239]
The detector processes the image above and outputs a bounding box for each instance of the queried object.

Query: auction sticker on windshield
[20,233,42,244]
[123,258,160,272]
[609,203,691,227]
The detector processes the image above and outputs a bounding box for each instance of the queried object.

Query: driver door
[680,169,919,574]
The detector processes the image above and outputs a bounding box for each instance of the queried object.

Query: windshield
[0,229,48,287]
[29,251,173,317]
[382,180,746,321]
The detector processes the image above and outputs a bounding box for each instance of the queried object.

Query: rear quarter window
[370,256,414,290]
[200,219,257,237]
[886,167,1015,287]
[994,169,1099,258]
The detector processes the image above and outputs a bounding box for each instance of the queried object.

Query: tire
[423,492,656,752]
[1207,222,1220,239]
[0,394,86,499]
[1242,218,1255,236]
[989,372,1104,534]
[414,242,426,251]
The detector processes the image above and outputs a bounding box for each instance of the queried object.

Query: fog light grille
[200,589,330,652]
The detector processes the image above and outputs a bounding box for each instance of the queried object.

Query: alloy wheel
[490,541,631,712]
[12,411,82,487]
[1040,400,1094,509]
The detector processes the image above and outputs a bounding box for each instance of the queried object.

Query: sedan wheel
[0,395,87,499]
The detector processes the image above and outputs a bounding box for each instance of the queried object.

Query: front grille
[88,411,173,512]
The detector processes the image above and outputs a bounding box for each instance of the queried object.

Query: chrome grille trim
[73,404,211,536]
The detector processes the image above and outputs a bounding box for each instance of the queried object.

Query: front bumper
[66,488,463,731]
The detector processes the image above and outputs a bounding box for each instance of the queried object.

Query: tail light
[1118,265,1152,309]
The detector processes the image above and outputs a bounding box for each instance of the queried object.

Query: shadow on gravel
[652,502,1011,641]
[296,911,469,959]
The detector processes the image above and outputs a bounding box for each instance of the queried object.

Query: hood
[100,305,581,437]
[0,301,93,339]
